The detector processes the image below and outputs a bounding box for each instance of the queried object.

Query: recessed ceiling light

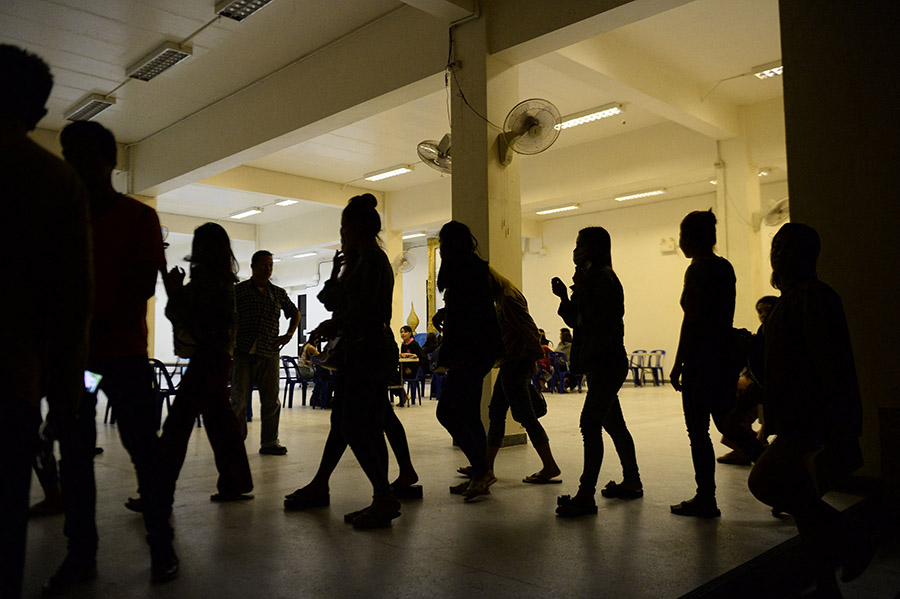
[216,0,276,22]
[615,189,666,202]
[275,199,298,206]
[753,60,783,80]
[292,252,316,259]
[402,233,426,240]
[555,103,623,130]
[64,93,116,121]
[126,41,192,82]
[230,207,262,219]
[364,165,414,182]
[535,204,579,215]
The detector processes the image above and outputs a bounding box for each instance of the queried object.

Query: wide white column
[450,17,525,445]
[715,138,763,329]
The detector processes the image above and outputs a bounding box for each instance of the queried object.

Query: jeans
[231,353,281,447]
[579,355,639,496]
[487,357,549,448]
[436,359,493,476]
[161,350,253,506]
[682,365,763,497]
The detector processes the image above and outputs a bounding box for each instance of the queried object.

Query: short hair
[251,250,273,266]
[775,222,821,270]
[0,44,53,129]
[756,295,779,310]
[60,121,118,167]
[342,193,381,238]
[680,210,717,250]
[400,325,413,334]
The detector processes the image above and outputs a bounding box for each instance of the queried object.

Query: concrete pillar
[381,205,405,340]
[716,137,763,328]
[779,0,900,484]
[450,17,526,445]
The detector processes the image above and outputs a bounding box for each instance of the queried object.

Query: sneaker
[259,444,288,455]
[42,555,97,596]
[149,542,179,583]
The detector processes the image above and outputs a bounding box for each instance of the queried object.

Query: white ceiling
[3,0,785,235]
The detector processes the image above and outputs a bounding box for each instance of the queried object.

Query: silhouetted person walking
[161,223,254,508]
[0,44,92,599]
[284,194,406,528]
[433,221,502,502]
[552,227,642,517]
[55,120,178,588]
[749,223,870,598]
[669,210,764,518]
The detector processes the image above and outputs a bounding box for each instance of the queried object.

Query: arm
[551,276,578,327]
[273,289,300,351]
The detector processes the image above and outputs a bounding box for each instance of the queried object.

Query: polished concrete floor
[23,383,892,598]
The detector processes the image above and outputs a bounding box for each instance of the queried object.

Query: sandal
[449,481,469,495]
[670,496,720,518]
[600,480,643,499]
[457,466,473,477]
[555,494,598,517]
[349,495,402,529]
[463,473,497,502]
[284,487,330,510]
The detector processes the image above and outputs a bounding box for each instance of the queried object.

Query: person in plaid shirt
[231,250,299,455]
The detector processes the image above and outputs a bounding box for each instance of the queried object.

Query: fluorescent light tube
[753,60,783,80]
[272,258,282,263]
[127,42,192,82]
[230,207,262,219]
[216,0,276,21]
[275,199,297,206]
[292,252,316,259]
[364,165,413,182]
[402,233,426,240]
[535,204,579,215]
[64,93,116,121]
[555,103,623,130]
[615,189,666,202]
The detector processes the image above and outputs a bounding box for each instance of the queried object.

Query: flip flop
[457,466,473,477]
[522,473,563,485]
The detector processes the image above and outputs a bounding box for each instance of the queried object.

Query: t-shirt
[679,255,735,367]
[90,194,165,359]
[1,132,92,406]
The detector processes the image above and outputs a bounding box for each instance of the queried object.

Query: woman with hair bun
[284,194,418,528]
[669,210,763,518]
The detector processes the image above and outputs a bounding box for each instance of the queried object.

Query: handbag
[528,382,547,418]
[317,336,344,371]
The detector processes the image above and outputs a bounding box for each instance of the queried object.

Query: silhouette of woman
[669,210,763,517]
[283,194,417,528]
[552,226,641,517]
[432,221,501,501]
[749,223,870,598]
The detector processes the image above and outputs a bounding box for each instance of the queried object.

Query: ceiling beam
[400,0,474,21]
[198,166,374,208]
[130,6,448,196]
[544,34,741,139]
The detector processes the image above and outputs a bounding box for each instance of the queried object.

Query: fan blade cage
[503,99,561,155]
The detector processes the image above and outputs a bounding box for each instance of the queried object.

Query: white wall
[521,192,749,365]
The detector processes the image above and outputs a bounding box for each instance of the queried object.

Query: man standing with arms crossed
[232,250,300,455]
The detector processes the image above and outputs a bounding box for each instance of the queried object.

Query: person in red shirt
[49,121,177,593]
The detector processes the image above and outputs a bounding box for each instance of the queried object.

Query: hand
[272,334,292,350]
[163,266,185,297]
[329,250,345,281]
[312,319,339,340]
[550,277,568,300]
[572,266,588,291]
[669,363,683,392]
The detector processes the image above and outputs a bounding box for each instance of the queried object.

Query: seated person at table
[399,325,426,379]
[297,337,319,379]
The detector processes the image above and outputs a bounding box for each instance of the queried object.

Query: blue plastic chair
[628,350,648,386]
[403,365,426,405]
[647,349,666,386]
[281,355,309,407]
[547,351,570,393]
[310,356,333,409]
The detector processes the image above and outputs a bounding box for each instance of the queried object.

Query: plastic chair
[281,356,309,407]
[149,358,178,430]
[628,350,648,386]
[547,351,570,394]
[647,349,666,386]
[403,366,425,405]
[413,332,428,346]
[310,355,333,409]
